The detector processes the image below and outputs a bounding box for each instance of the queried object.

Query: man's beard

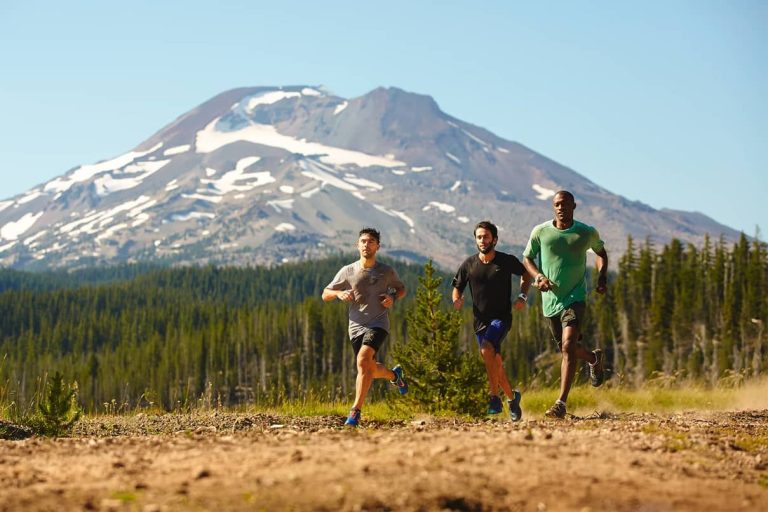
[476,241,496,254]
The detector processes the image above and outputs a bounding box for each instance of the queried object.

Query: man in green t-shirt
[523,190,608,418]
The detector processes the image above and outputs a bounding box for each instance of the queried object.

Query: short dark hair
[554,190,575,202]
[474,220,498,239]
[359,227,381,243]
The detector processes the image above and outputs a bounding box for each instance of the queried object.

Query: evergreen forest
[0,234,765,414]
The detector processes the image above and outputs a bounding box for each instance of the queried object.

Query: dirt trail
[1,410,766,511]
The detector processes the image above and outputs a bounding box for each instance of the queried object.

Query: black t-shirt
[452,251,526,332]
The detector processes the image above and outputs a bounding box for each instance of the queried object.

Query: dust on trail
[1,410,766,512]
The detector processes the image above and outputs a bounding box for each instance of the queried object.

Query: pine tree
[36,371,82,436]
[390,260,486,417]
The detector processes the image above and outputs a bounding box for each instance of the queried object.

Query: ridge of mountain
[0,85,742,271]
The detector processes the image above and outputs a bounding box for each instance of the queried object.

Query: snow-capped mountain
[0,85,742,271]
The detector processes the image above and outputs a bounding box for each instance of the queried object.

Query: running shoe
[508,390,522,421]
[544,401,567,419]
[344,407,361,427]
[487,395,503,415]
[589,348,605,387]
[390,365,408,395]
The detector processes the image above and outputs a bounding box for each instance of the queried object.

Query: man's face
[552,193,576,224]
[358,233,380,258]
[475,228,497,254]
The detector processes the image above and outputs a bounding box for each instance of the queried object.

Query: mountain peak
[0,85,742,271]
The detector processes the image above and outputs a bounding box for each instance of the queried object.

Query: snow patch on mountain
[300,187,321,198]
[450,181,461,192]
[373,204,416,233]
[196,119,405,168]
[334,101,348,115]
[445,153,461,165]
[343,175,383,190]
[181,192,222,203]
[532,184,556,200]
[267,199,294,212]
[18,190,44,205]
[0,201,12,212]
[242,91,301,114]
[61,196,155,237]
[95,223,128,243]
[200,157,275,194]
[1,211,44,241]
[423,202,456,213]
[0,241,17,253]
[163,144,191,156]
[300,160,358,192]
[23,230,47,247]
[94,159,170,196]
[44,143,163,193]
[170,212,215,222]
[275,223,296,232]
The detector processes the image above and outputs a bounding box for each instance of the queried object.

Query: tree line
[0,234,765,413]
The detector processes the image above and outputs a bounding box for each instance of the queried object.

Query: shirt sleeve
[589,227,606,253]
[325,266,349,291]
[510,255,526,276]
[387,268,406,293]
[523,226,540,259]
[451,259,469,292]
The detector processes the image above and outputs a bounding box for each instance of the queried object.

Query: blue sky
[1,0,765,237]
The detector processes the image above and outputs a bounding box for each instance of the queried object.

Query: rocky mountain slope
[0,85,742,271]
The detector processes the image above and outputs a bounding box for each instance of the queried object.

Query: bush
[35,371,82,436]
[391,260,486,417]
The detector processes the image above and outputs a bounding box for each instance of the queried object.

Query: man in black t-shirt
[452,220,532,420]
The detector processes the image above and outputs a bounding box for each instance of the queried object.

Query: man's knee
[560,337,579,356]
[356,349,376,371]
[480,342,496,357]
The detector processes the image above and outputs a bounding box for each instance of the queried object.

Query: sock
[556,400,566,406]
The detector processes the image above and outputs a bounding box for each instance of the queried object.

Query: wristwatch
[517,293,528,301]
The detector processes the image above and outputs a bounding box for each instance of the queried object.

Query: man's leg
[480,341,499,396]
[556,302,595,403]
[495,353,514,399]
[352,345,396,410]
[558,324,580,403]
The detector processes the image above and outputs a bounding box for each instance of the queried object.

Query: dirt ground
[1,410,767,512]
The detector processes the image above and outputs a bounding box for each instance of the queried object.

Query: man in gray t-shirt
[322,228,408,427]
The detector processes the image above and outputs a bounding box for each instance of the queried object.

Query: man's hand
[535,274,553,292]
[337,290,354,302]
[380,294,395,308]
[596,274,607,294]
[452,296,464,310]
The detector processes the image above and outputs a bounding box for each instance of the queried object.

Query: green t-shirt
[523,219,605,317]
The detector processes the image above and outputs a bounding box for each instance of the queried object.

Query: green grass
[517,384,740,416]
[242,383,748,422]
[257,398,412,422]
[3,378,765,426]
[110,491,138,503]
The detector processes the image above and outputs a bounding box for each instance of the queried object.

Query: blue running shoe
[344,407,361,427]
[508,390,522,421]
[487,395,503,414]
[390,365,408,395]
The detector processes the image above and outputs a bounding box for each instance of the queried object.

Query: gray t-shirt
[325,260,405,338]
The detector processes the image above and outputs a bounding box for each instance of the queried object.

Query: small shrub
[391,260,486,417]
[36,371,82,436]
